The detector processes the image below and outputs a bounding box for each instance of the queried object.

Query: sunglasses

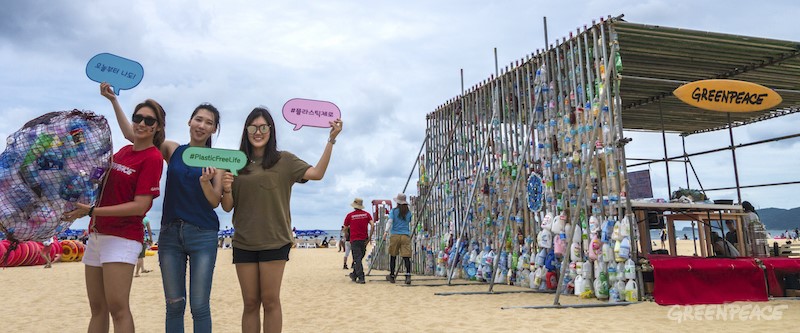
[132,114,158,126]
[246,124,270,134]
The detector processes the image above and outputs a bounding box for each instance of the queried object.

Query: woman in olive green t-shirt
[222,107,342,333]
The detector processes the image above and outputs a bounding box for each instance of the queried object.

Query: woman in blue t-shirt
[103,82,223,332]
[383,193,413,284]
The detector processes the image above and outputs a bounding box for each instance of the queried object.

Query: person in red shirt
[343,198,374,284]
[64,84,166,333]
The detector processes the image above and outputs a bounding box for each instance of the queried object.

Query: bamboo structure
[383,18,640,303]
[369,15,800,305]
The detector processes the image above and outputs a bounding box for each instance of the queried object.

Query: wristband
[328,137,336,145]
[88,205,95,217]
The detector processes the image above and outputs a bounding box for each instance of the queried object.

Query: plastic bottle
[601,218,614,243]
[615,280,626,299]
[603,243,614,263]
[609,284,621,303]
[551,212,565,234]
[624,258,636,280]
[582,260,592,278]
[595,271,609,300]
[541,212,553,230]
[617,237,631,262]
[589,215,600,235]
[574,275,584,295]
[553,233,566,256]
[589,234,601,260]
[612,219,622,241]
[572,224,582,243]
[535,248,546,267]
[570,242,581,262]
[620,216,631,238]
[625,279,639,302]
[608,264,617,283]
[538,229,552,249]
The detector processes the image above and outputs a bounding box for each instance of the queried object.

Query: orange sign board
[673,79,782,112]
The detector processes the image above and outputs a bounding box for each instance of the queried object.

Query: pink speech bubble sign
[281,98,341,131]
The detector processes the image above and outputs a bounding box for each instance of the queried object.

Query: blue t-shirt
[161,145,220,230]
[389,208,412,235]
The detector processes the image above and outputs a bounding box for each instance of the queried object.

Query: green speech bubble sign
[182,147,248,176]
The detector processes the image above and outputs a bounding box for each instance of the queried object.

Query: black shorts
[233,243,292,264]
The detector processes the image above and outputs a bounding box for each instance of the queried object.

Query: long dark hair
[191,103,220,147]
[742,201,758,216]
[134,99,166,148]
[238,107,281,174]
[398,204,409,220]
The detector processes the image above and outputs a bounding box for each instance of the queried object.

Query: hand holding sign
[86,53,144,95]
[282,98,341,131]
[182,147,247,176]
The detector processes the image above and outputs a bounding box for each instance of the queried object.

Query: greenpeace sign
[673,79,782,112]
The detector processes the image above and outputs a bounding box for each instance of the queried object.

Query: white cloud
[2,0,800,232]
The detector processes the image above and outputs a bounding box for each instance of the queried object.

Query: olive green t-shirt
[231,151,311,251]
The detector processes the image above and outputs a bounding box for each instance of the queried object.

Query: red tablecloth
[760,257,800,297]
[648,255,768,305]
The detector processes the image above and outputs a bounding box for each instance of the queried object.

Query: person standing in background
[134,216,153,277]
[343,198,373,284]
[342,225,351,269]
[383,193,413,284]
[338,226,345,253]
[40,236,55,268]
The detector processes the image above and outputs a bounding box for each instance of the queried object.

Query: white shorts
[82,233,141,267]
[344,241,351,258]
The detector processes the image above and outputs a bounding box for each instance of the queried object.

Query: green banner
[182,147,247,176]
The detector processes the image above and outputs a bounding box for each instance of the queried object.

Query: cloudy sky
[1,1,799,231]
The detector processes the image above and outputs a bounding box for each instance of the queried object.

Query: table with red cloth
[760,257,800,297]
[648,254,768,305]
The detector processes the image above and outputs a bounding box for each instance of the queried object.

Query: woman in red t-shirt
[64,83,166,333]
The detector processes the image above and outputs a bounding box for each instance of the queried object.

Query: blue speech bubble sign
[85,53,144,95]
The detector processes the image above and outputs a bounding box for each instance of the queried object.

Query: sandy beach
[2,240,798,332]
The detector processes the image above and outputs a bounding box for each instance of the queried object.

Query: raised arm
[101,82,135,143]
[303,119,343,181]
[200,167,224,207]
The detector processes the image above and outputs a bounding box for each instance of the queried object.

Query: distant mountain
[674,207,800,232]
[757,207,800,231]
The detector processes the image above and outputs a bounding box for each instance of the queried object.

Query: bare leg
[259,261,286,333]
[236,263,261,333]
[40,249,52,268]
[135,258,143,277]
[85,266,110,333]
[102,262,135,333]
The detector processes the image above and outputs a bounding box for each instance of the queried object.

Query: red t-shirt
[91,145,163,242]
[344,209,373,241]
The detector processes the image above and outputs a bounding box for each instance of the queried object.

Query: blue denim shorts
[232,243,291,263]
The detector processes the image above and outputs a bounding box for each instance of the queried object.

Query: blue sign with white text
[85,53,143,95]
